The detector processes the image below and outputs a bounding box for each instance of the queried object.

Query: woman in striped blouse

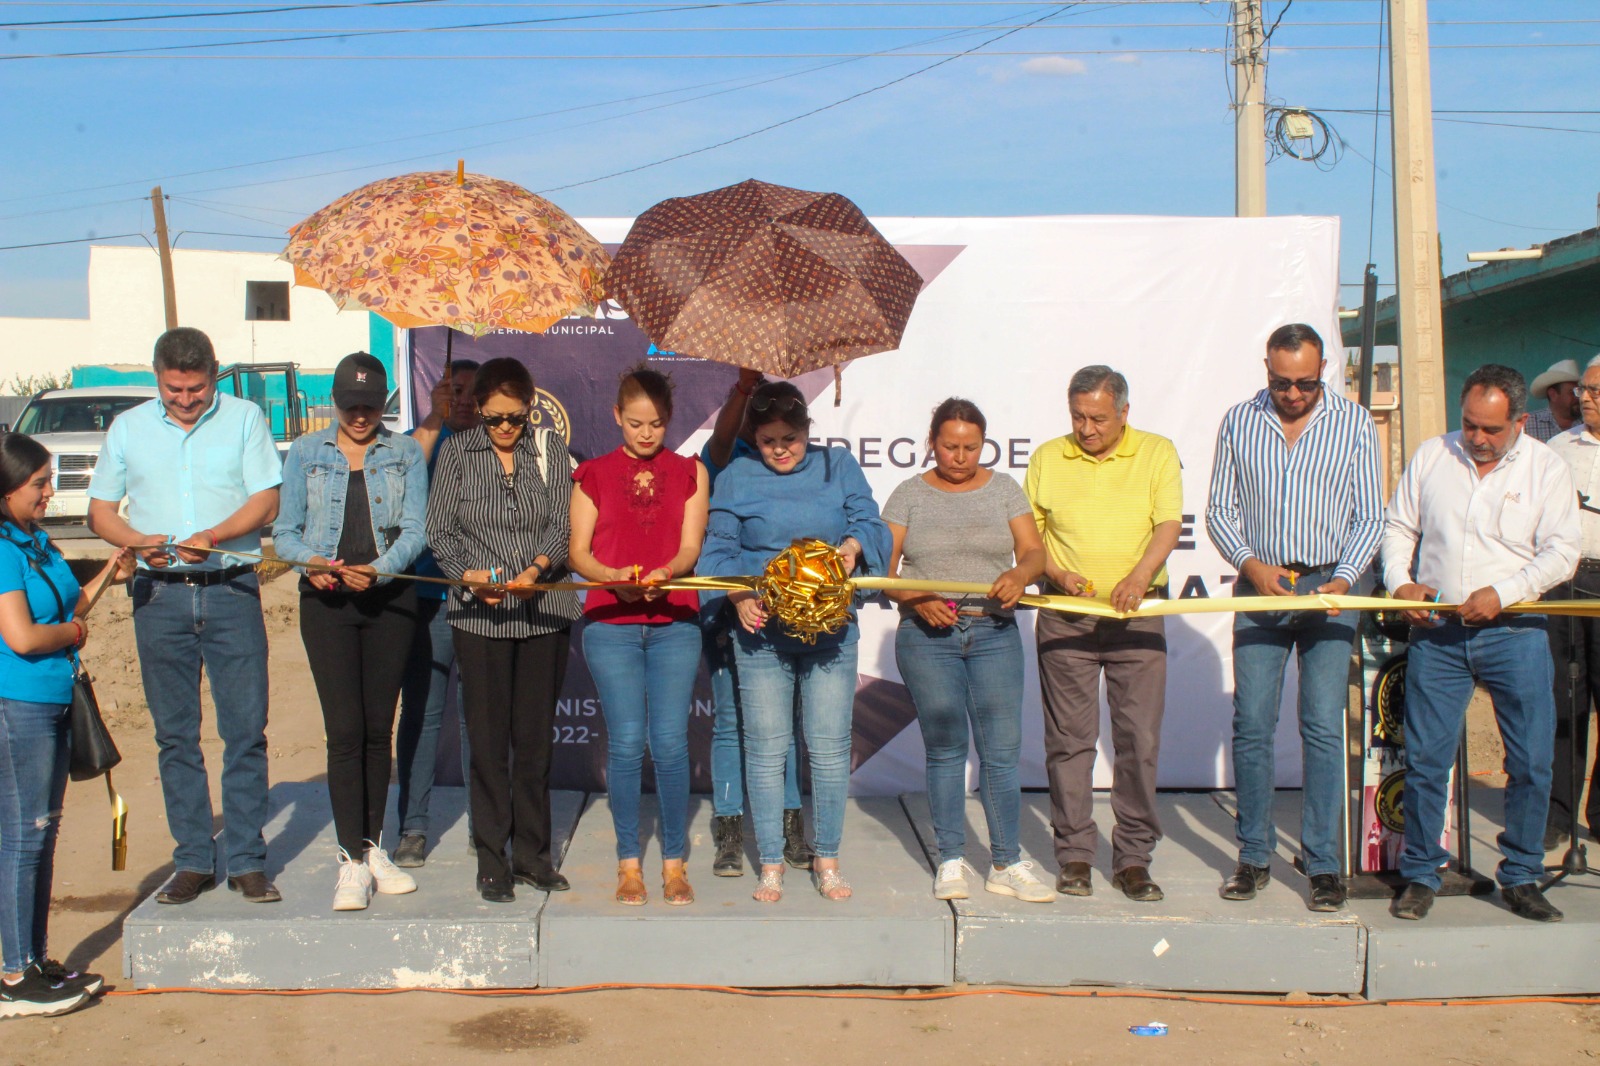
[425,358,582,903]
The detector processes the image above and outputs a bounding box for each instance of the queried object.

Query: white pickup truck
[7,386,158,525]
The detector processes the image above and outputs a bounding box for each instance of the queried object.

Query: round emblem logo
[528,387,571,443]
[1375,769,1406,833]
[1374,656,1406,747]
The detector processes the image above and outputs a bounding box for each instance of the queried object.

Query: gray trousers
[1036,609,1167,872]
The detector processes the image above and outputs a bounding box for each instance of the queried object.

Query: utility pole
[1389,0,1446,458]
[1233,0,1266,217]
[150,185,178,330]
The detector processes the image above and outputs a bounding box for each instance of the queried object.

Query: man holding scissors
[1206,323,1384,912]
[1380,364,1579,922]
[87,327,284,905]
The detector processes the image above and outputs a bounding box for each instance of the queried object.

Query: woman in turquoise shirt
[699,382,890,903]
[0,433,132,1020]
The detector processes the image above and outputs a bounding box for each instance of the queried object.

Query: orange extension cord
[100,983,1600,1008]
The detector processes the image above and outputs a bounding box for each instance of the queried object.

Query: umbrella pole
[443,327,454,420]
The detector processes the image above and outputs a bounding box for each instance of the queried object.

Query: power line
[0,0,441,29]
[540,1,1091,193]
[1338,137,1572,235]
[0,233,146,252]
[1,0,792,61]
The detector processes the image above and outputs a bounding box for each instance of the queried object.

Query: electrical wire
[0,0,794,61]
[93,982,1600,1009]
[1338,138,1572,235]
[1266,105,1341,169]
[538,1,1092,193]
[0,0,441,29]
[1364,0,1384,267]
[0,233,146,251]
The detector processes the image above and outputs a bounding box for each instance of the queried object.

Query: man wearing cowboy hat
[1527,359,1582,442]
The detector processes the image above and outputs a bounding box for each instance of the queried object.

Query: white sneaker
[365,841,418,896]
[333,851,374,911]
[933,858,974,900]
[985,860,1054,903]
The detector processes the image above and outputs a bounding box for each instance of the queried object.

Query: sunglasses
[749,393,806,417]
[1267,376,1324,394]
[480,411,530,429]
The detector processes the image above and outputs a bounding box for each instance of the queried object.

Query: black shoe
[1307,874,1347,913]
[32,960,103,997]
[512,867,570,892]
[712,815,745,877]
[1220,862,1270,901]
[1111,865,1164,903]
[155,869,217,905]
[478,876,515,903]
[393,834,427,869]
[1501,883,1563,923]
[227,871,282,903]
[0,969,89,1020]
[1391,882,1435,920]
[782,808,814,870]
[1056,861,1092,896]
[1544,822,1570,852]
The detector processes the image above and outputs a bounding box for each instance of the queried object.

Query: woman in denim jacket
[274,353,428,912]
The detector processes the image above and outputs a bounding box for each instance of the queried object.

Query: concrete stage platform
[120,784,1600,998]
[122,784,584,989]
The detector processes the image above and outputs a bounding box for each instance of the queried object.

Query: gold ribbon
[108,774,128,872]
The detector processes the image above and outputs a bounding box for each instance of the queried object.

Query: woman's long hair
[0,432,57,560]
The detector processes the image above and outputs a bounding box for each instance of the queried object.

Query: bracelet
[733,380,756,398]
[70,619,85,647]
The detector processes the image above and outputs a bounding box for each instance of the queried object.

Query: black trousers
[453,627,570,882]
[300,582,419,857]
[1545,574,1600,837]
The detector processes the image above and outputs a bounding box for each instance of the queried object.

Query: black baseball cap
[332,352,388,411]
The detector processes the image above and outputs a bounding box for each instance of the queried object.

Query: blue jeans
[733,637,857,866]
[703,603,800,817]
[1402,620,1554,890]
[396,595,461,837]
[1230,572,1357,877]
[895,614,1024,867]
[0,698,69,975]
[585,620,702,862]
[132,573,271,876]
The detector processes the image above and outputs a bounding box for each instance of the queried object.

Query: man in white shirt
[1543,354,1600,853]
[1381,364,1580,923]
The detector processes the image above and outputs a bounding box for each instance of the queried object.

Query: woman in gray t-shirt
[881,398,1052,904]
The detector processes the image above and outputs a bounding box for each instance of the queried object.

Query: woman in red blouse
[570,366,710,906]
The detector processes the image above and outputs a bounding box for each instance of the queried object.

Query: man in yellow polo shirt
[1025,365,1183,902]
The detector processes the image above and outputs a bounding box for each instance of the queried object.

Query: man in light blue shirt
[88,327,284,906]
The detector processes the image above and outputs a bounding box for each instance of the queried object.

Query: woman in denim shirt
[699,382,890,903]
[274,353,428,912]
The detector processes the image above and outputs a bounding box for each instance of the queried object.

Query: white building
[0,246,371,387]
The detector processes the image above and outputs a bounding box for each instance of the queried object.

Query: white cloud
[1020,56,1088,77]
[1110,53,1141,65]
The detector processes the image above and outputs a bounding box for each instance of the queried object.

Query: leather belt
[137,564,255,587]
[1577,559,1600,573]
[1280,562,1336,574]
[956,606,994,617]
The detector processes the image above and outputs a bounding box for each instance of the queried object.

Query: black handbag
[27,549,122,781]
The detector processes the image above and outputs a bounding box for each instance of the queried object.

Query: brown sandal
[662,859,694,906]
[616,863,647,906]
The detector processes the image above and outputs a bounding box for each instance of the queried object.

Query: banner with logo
[406,215,1344,794]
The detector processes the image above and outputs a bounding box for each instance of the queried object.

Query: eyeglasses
[1577,384,1600,398]
[1267,376,1324,394]
[480,411,530,429]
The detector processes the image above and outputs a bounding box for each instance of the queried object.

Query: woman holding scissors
[274,352,428,912]
[425,357,581,903]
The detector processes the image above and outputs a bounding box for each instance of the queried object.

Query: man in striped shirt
[1206,323,1384,913]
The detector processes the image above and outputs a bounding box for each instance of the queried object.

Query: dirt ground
[10,570,1597,1063]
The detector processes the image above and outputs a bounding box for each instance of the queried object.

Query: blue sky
[3,0,1598,320]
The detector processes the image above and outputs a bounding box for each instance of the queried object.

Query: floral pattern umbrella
[606,179,922,377]
[283,170,608,336]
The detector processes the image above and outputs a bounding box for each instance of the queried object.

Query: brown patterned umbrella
[607,179,922,377]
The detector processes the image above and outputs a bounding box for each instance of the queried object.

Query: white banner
[686,215,1345,792]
